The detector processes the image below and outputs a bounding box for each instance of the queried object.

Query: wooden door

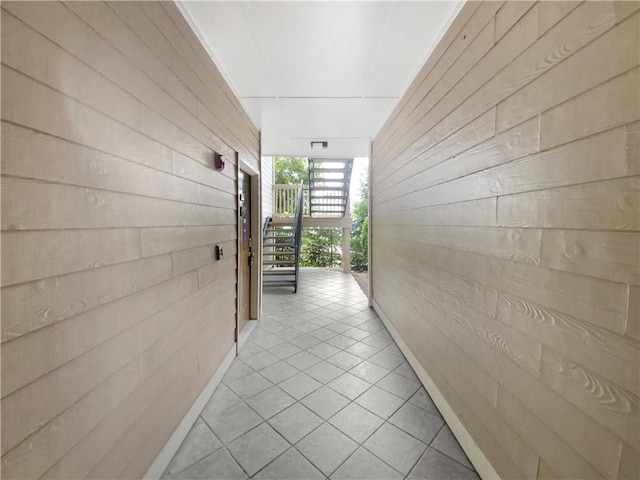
[238,170,252,333]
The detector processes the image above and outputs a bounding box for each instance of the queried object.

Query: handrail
[292,182,304,292]
[262,216,272,240]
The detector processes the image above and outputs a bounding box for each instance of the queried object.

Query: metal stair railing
[292,182,304,293]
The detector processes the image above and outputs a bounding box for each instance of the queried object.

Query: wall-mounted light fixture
[213,151,225,171]
[311,141,328,150]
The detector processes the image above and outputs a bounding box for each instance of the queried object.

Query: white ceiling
[178,1,463,158]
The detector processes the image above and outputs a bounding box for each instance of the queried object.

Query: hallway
[163,268,478,479]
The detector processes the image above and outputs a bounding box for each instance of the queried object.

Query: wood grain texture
[495,1,536,42]
[497,12,640,133]
[375,235,629,335]
[496,386,603,480]
[376,125,626,215]
[627,286,640,341]
[541,229,639,285]
[497,176,639,230]
[1,273,199,397]
[540,346,639,449]
[628,121,640,175]
[1,1,256,478]
[540,67,640,150]
[1,255,174,342]
[372,2,640,478]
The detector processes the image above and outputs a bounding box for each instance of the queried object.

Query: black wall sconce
[214,151,225,171]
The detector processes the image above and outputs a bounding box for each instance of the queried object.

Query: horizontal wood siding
[0,1,259,478]
[371,1,639,479]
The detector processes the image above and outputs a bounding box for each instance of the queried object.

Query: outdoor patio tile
[432,425,474,470]
[344,341,382,359]
[253,448,324,480]
[173,449,246,480]
[241,351,280,371]
[409,388,442,418]
[223,360,255,384]
[307,341,341,359]
[167,418,222,475]
[226,372,273,400]
[304,360,344,384]
[227,423,289,477]
[368,351,405,370]
[408,448,479,480]
[328,402,384,443]
[245,385,296,419]
[355,386,404,419]
[254,334,286,350]
[296,423,358,476]
[285,351,322,370]
[268,403,323,444]
[309,327,338,341]
[259,361,299,384]
[301,386,350,419]
[279,372,322,399]
[325,323,353,334]
[200,384,241,418]
[364,423,427,476]
[290,334,322,349]
[343,327,371,341]
[389,402,444,444]
[361,334,393,349]
[349,361,389,384]
[204,402,263,444]
[376,371,421,400]
[326,334,358,349]
[394,361,419,381]
[327,372,372,400]
[326,350,363,370]
[331,447,403,480]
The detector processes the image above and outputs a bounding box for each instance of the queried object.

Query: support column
[342,227,351,273]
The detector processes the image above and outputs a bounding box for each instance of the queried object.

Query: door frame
[237,158,262,335]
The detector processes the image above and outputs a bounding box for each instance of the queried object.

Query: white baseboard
[372,300,500,480]
[144,344,237,479]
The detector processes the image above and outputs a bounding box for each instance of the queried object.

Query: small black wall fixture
[214,151,225,171]
[311,141,328,150]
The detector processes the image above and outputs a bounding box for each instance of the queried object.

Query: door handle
[248,250,254,267]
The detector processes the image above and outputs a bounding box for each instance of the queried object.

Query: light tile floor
[163,268,479,480]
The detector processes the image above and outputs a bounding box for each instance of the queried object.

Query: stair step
[263,281,296,287]
[263,252,295,257]
[310,195,347,200]
[311,168,349,174]
[264,235,293,240]
[263,270,296,276]
[264,260,296,265]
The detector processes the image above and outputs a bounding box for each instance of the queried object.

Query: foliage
[274,157,309,185]
[300,228,342,267]
[350,178,368,271]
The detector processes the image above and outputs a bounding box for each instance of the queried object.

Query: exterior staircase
[263,219,297,287]
[263,184,304,292]
[308,158,353,217]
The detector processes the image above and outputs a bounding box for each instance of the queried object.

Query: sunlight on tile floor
[163,268,479,480]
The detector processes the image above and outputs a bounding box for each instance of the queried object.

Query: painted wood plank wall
[0,1,259,479]
[371,1,639,479]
